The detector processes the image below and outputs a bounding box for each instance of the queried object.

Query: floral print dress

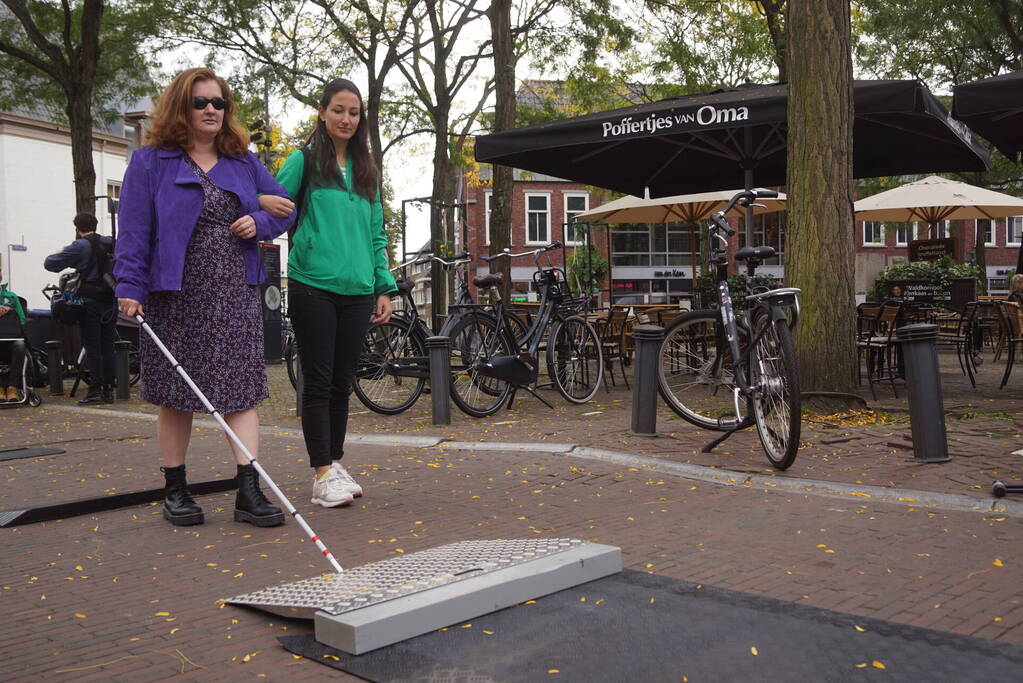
[139,156,268,413]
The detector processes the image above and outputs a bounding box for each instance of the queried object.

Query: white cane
[136,313,343,573]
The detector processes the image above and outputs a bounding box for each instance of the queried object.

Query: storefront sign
[884,279,948,302]
[653,269,689,277]
[909,238,955,262]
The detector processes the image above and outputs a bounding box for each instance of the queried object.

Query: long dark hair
[305,78,379,201]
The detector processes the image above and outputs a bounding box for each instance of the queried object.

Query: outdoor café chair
[994,300,1023,388]
[598,307,631,390]
[935,301,978,389]
[856,300,902,400]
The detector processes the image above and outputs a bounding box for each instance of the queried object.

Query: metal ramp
[225,538,621,654]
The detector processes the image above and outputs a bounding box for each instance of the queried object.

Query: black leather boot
[161,465,204,525]
[78,386,104,405]
[234,464,285,527]
[101,385,114,403]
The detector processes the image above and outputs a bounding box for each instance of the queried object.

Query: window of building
[612,227,651,266]
[863,221,884,246]
[1008,216,1023,246]
[978,218,996,247]
[564,193,588,245]
[932,220,950,239]
[105,181,122,234]
[893,222,915,247]
[484,191,492,245]
[525,193,550,244]
[737,213,785,265]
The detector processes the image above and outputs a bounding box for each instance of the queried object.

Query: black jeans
[79,298,117,387]
[289,280,374,468]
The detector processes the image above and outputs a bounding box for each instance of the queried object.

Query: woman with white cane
[114,68,295,528]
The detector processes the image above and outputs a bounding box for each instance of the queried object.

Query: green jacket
[0,283,26,326]
[276,149,396,297]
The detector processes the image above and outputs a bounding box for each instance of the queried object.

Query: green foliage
[872,255,981,300]
[0,1,157,125]
[566,244,609,295]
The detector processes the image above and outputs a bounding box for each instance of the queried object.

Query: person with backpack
[44,213,116,404]
[258,78,396,508]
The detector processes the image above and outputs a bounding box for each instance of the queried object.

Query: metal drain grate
[226,538,585,618]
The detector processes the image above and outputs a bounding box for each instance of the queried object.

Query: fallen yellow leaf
[74,613,87,619]
[993,558,1004,567]
[872,661,885,669]
[854,625,866,632]
[751,646,759,656]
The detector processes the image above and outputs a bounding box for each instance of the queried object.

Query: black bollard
[896,324,950,463]
[45,340,63,396]
[630,324,664,437]
[425,336,451,426]
[114,340,132,400]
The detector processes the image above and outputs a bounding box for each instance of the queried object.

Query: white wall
[0,132,128,310]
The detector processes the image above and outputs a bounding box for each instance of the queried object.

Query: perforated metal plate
[225,538,587,618]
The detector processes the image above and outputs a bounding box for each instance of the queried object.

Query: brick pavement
[2,403,1023,679]
[2,349,1023,678]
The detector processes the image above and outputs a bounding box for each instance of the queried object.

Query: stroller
[0,295,44,408]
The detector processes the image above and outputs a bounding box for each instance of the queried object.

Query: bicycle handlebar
[708,189,779,237]
[391,251,472,272]
[481,240,562,262]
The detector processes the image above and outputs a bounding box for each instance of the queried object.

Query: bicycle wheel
[448,312,513,418]
[657,310,749,431]
[749,315,800,470]
[126,341,141,387]
[546,315,603,403]
[284,336,299,390]
[353,320,426,415]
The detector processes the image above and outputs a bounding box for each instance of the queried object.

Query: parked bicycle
[656,189,801,469]
[353,251,484,414]
[448,240,603,417]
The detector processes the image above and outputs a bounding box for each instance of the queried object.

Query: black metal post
[114,340,131,400]
[45,340,63,396]
[630,324,664,437]
[426,336,451,426]
[896,324,950,463]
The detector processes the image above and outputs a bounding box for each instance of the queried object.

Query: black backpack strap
[288,147,316,240]
[82,234,105,279]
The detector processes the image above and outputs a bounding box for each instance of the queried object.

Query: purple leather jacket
[113,146,295,302]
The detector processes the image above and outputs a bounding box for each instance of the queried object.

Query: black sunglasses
[192,96,227,111]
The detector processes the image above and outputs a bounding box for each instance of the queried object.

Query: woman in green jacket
[262,78,396,507]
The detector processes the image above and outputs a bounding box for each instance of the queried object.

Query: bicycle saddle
[393,279,414,295]
[473,273,505,288]
[735,246,776,261]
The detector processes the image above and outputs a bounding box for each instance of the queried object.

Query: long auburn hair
[145,67,249,156]
[306,78,379,200]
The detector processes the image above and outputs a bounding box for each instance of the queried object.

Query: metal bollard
[45,340,63,396]
[630,324,664,437]
[114,340,132,400]
[896,324,950,463]
[425,336,451,426]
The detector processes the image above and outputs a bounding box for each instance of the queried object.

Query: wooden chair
[598,308,631,390]
[995,301,1023,388]
[935,301,978,388]
[856,300,902,399]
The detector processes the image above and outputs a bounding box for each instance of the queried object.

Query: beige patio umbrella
[854,175,1023,237]
[576,189,787,224]
[576,189,788,288]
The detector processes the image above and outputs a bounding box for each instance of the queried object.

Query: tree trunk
[757,0,788,82]
[786,0,857,394]
[489,0,514,301]
[429,101,452,331]
[67,86,98,216]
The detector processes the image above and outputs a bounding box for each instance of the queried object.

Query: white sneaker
[331,462,364,497]
[311,470,354,508]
